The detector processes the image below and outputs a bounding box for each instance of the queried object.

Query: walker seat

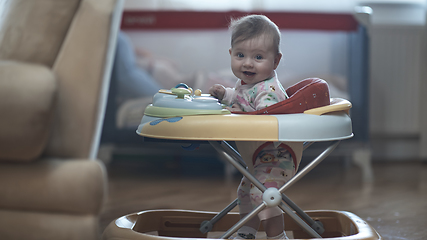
[242,78,331,115]
[103,79,381,239]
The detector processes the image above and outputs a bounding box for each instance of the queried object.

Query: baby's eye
[255,55,263,60]
[237,53,244,58]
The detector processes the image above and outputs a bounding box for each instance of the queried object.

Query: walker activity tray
[137,79,353,142]
[103,79,381,239]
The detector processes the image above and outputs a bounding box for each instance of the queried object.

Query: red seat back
[241,78,330,115]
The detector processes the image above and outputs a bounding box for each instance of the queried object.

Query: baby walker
[102,79,382,240]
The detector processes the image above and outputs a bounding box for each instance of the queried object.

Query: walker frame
[102,81,381,239]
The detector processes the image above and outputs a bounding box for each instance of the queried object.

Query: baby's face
[229,34,281,85]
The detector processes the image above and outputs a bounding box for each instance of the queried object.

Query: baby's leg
[236,177,260,239]
[235,141,303,239]
[250,184,286,239]
[237,177,286,239]
[251,142,303,239]
[234,141,266,239]
[262,215,285,238]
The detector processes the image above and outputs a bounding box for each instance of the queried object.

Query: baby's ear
[229,48,232,55]
[274,53,282,69]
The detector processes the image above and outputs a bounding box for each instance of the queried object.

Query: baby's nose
[242,58,253,68]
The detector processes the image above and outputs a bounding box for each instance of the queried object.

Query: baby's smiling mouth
[243,71,255,76]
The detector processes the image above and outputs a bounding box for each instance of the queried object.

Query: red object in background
[121,11,358,31]
[242,78,331,115]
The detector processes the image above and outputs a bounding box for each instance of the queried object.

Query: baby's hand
[226,103,243,112]
[209,84,226,100]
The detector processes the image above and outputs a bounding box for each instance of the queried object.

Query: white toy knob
[262,188,282,207]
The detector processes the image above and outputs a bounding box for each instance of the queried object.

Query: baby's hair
[229,15,281,54]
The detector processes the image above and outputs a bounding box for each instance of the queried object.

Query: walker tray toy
[103,79,382,239]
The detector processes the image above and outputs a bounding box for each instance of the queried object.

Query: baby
[209,15,288,112]
[209,15,301,239]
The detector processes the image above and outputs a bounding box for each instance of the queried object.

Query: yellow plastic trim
[303,98,352,116]
[139,114,279,141]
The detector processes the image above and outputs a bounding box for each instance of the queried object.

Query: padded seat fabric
[0,209,99,240]
[0,159,106,214]
[0,61,56,161]
[0,0,80,67]
[243,78,330,115]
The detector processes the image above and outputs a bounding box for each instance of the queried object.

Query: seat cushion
[0,61,56,161]
[0,209,100,240]
[0,159,106,215]
[0,0,80,67]
[242,78,330,115]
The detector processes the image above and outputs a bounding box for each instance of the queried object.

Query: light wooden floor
[100,152,427,240]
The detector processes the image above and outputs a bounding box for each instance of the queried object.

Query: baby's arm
[209,83,236,107]
[209,84,226,100]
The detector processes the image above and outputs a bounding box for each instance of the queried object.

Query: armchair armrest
[0,61,57,161]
